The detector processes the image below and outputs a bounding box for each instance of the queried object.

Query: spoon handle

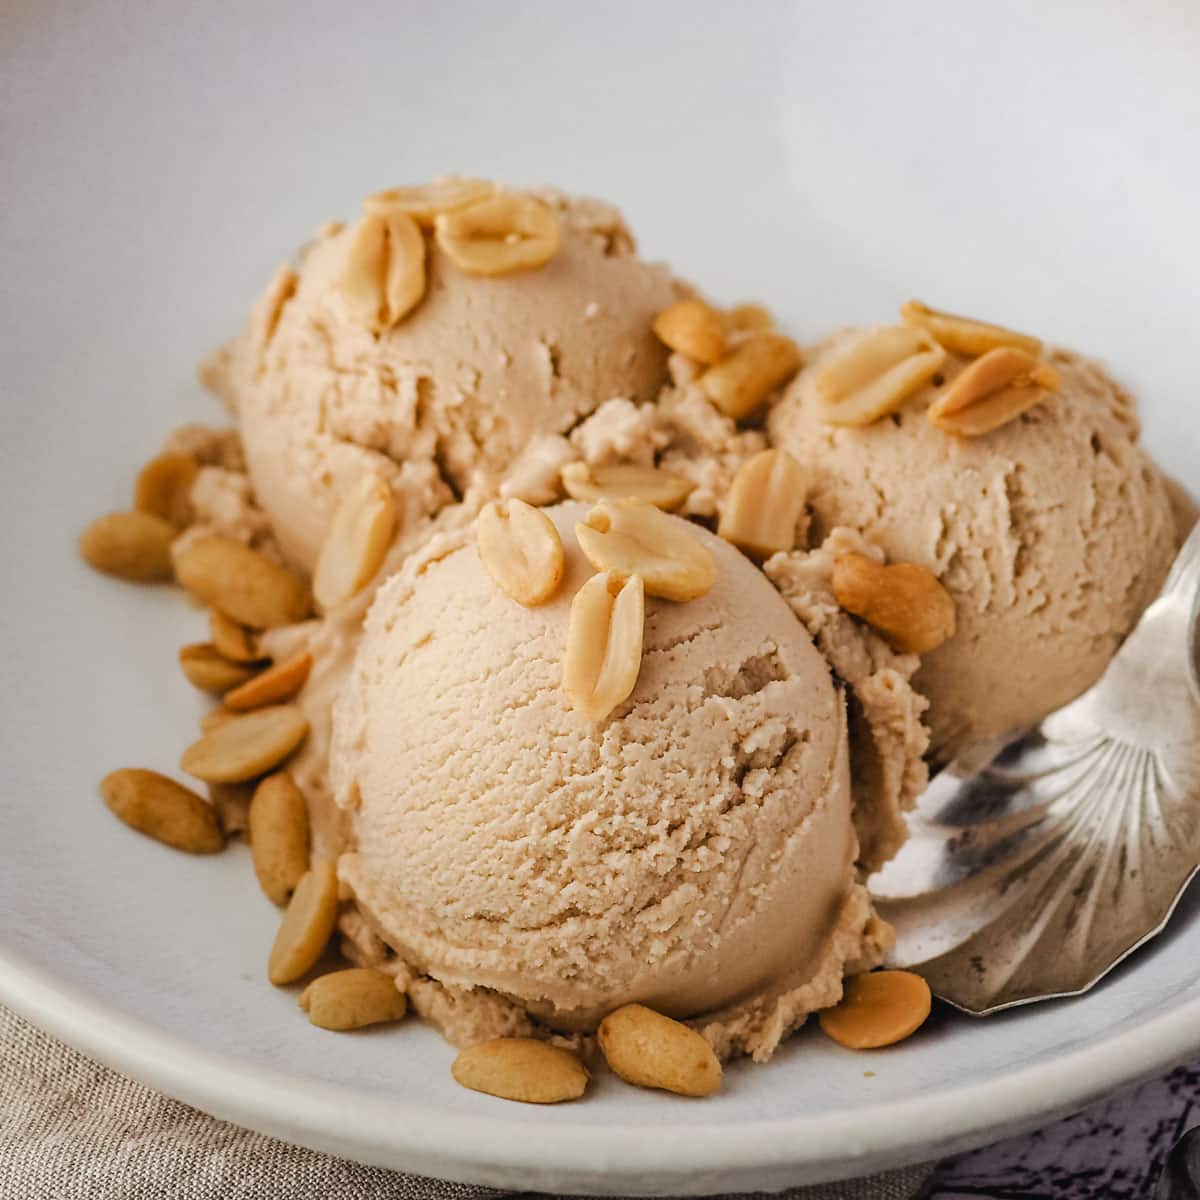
[1166,520,1200,599]
[1166,522,1200,698]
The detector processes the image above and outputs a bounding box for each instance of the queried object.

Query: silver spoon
[870,522,1200,1014]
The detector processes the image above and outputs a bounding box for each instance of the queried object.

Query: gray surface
[925,1058,1200,1198]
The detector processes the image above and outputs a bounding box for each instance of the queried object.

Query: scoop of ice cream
[330,503,873,1037]
[769,330,1177,760]
[224,188,679,571]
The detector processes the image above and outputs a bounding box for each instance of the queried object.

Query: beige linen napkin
[0,1005,930,1199]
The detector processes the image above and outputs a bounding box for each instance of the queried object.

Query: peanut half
[79,511,175,582]
[832,553,956,654]
[268,860,339,985]
[576,499,715,602]
[560,462,693,512]
[900,299,1041,358]
[209,609,261,663]
[312,473,397,612]
[700,332,802,420]
[818,970,932,1049]
[178,643,257,695]
[300,968,408,1031]
[717,449,806,560]
[224,652,312,712]
[652,299,726,365]
[364,177,495,226]
[134,451,198,528]
[100,769,223,854]
[435,193,560,277]
[180,705,310,784]
[597,1004,722,1097]
[927,347,1061,436]
[174,535,311,629]
[723,302,773,333]
[249,772,311,905]
[340,211,426,334]
[451,1038,589,1104]
[476,499,564,606]
[814,326,945,427]
[563,572,644,722]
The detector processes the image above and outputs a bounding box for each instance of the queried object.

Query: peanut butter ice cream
[770,323,1178,761]
[328,504,904,1060]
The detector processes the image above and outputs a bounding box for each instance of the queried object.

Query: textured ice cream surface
[330,503,885,1050]
[224,189,680,572]
[770,329,1177,761]
[557,377,768,521]
[699,881,891,1062]
[765,528,930,875]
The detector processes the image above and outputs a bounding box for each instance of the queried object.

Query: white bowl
[2,1,1198,1192]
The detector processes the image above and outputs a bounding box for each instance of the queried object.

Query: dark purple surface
[921,1058,1200,1199]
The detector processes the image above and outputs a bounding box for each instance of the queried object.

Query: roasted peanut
[597,1004,721,1097]
[832,553,956,654]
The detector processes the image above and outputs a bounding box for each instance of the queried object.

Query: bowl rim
[3,941,1199,1193]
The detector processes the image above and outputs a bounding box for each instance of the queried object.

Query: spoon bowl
[872,523,1200,1014]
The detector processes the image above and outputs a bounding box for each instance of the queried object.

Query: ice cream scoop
[222,189,680,571]
[329,503,888,1049]
[770,329,1178,761]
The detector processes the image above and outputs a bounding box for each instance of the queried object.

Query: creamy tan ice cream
[215,190,679,572]
[770,330,1178,760]
[329,503,893,1056]
[765,528,931,873]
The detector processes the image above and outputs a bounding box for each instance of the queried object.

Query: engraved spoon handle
[1082,520,1200,719]
[1165,520,1200,602]
[1163,521,1200,698]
